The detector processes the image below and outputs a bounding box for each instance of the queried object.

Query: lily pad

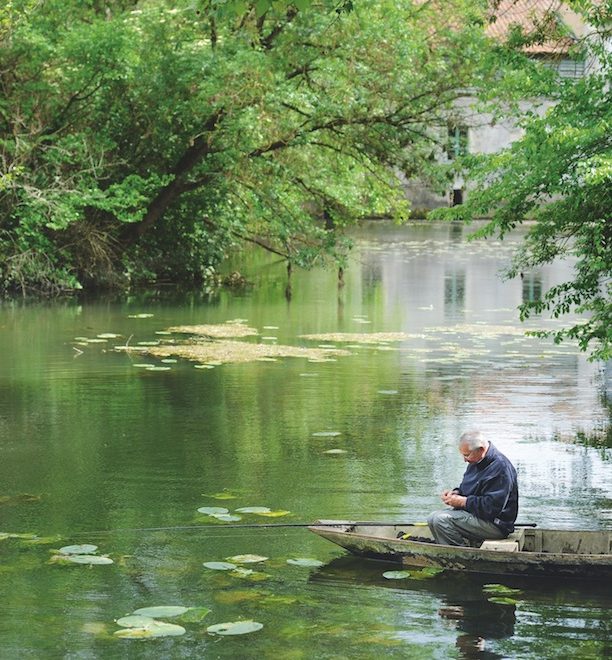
[127,313,154,318]
[114,621,186,638]
[377,390,399,395]
[65,554,113,565]
[161,359,178,363]
[254,510,290,518]
[58,544,98,555]
[487,596,519,606]
[207,620,263,636]
[133,363,156,368]
[234,507,271,514]
[312,431,341,437]
[382,570,412,579]
[145,366,171,371]
[210,513,242,522]
[178,607,211,623]
[116,615,155,628]
[197,507,229,515]
[226,554,268,564]
[482,583,522,595]
[409,567,444,580]
[203,561,237,571]
[203,491,239,500]
[194,364,215,369]
[323,449,347,455]
[97,333,121,339]
[287,558,325,568]
[132,606,189,618]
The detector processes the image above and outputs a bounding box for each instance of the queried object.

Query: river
[0,221,610,658]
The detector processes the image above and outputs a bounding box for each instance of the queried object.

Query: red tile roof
[486,0,577,54]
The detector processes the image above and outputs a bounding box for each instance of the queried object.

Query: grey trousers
[427,509,505,547]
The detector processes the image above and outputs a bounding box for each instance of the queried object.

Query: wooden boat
[309,521,612,579]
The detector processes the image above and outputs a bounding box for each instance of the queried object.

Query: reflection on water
[0,221,609,657]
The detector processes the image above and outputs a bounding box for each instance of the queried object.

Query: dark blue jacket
[456,443,518,535]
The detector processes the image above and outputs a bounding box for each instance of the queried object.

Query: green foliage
[432,1,612,361]
[1,0,498,293]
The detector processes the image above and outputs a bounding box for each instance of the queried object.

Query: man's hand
[441,490,467,509]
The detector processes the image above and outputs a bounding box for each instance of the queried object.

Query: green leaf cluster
[432,1,611,361]
[1,0,499,292]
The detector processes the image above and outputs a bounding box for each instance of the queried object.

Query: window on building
[446,125,469,160]
[557,58,585,79]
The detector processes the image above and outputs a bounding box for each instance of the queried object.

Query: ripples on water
[0,222,609,658]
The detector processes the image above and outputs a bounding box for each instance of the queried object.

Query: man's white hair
[459,430,488,450]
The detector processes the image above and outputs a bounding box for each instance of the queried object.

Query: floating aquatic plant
[197,507,229,515]
[226,554,268,564]
[382,570,412,579]
[206,620,263,636]
[166,322,258,338]
[202,491,239,500]
[114,621,186,638]
[482,583,522,595]
[203,561,237,571]
[132,606,189,618]
[287,558,325,568]
[58,544,97,555]
[134,340,350,366]
[254,510,290,518]
[64,554,114,565]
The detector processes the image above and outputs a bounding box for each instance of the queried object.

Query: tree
[433,0,611,361]
[0,0,499,292]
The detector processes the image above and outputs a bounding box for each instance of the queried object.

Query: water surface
[0,221,610,658]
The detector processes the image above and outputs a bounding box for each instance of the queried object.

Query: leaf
[203,561,237,571]
[226,554,268,564]
[114,621,186,638]
[382,570,412,579]
[210,513,242,522]
[254,510,290,518]
[65,554,113,565]
[312,431,341,437]
[116,615,155,628]
[207,620,263,636]
[323,449,347,454]
[203,491,239,500]
[482,583,522,595]
[487,596,519,605]
[132,606,189,618]
[178,607,211,623]
[234,507,271,513]
[58,544,98,555]
[286,558,325,567]
[197,507,229,515]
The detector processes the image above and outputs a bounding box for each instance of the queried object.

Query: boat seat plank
[480,539,519,552]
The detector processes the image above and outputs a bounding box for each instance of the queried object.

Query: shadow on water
[309,555,612,659]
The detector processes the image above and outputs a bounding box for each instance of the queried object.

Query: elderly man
[428,431,518,547]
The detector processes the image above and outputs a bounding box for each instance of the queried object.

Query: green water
[0,222,610,658]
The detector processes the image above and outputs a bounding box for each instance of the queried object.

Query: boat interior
[319,522,612,555]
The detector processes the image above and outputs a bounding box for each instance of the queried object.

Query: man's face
[459,443,484,464]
